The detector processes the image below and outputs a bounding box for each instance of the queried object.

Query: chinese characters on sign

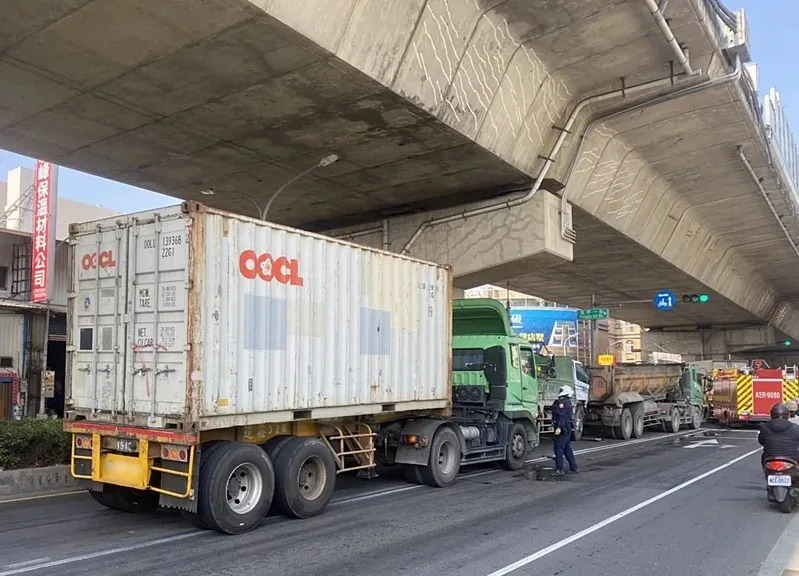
[30,160,58,303]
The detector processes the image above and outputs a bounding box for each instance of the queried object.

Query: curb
[0,465,77,501]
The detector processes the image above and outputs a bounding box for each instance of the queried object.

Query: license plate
[768,475,792,487]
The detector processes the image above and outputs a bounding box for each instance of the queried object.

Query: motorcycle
[764,457,799,513]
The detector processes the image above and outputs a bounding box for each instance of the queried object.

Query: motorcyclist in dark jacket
[758,403,799,464]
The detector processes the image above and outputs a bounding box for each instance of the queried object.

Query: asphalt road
[1,427,796,576]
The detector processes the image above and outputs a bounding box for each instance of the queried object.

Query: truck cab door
[519,346,538,408]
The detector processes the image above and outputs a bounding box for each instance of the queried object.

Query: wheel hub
[226,462,264,515]
[297,455,327,501]
[511,433,526,458]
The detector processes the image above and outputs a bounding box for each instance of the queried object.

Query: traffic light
[682,293,709,304]
[784,340,792,346]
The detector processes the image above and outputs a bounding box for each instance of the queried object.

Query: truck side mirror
[483,346,508,401]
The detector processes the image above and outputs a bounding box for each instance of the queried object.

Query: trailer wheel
[182,441,229,529]
[402,464,425,484]
[630,405,645,439]
[197,442,275,534]
[501,422,529,471]
[690,407,702,430]
[572,406,585,442]
[274,437,336,519]
[97,485,159,513]
[613,408,633,441]
[88,487,118,510]
[664,410,681,433]
[262,436,296,516]
[419,427,461,487]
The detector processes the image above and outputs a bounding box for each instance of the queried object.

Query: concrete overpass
[2,0,799,353]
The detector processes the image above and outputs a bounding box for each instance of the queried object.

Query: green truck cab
[389,299,540,484]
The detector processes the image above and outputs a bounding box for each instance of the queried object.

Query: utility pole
[590,293,597,366]
[38,305,50,417]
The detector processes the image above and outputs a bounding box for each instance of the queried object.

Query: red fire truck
[710,361,799,425]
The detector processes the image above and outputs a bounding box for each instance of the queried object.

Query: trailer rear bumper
[64,421,198,499]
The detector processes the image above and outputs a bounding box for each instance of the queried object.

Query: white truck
[536,355,590,440]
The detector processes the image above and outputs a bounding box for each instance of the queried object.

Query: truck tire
[88,487,118,510]
[690,407,702,430]
[262,436,296,516]
[197,442,275,534]
[664,410,681,433]
[572,406,585,442]
[613,408,633,441]
[630,405,645,439]
[274,437,336,519]
[501,422,529,471]
[403,464,424,485]
[93,485,159,513]
[419,426,461,487]
[182,441,229,528]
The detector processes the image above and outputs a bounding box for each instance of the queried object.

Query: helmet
[770,403,790,420]
[557,385,574,398]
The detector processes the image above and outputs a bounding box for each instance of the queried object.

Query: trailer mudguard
[394,419,466,466]
[605,391,646,407]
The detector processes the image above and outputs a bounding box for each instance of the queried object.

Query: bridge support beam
[331,190,573,288]
[642,325,797,363]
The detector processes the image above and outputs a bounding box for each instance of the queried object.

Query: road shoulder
[759,509,799,576]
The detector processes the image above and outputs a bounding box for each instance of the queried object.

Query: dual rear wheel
[90,436,337,535]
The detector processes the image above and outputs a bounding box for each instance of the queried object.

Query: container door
[124,212,189,418]
[70,222,128,413]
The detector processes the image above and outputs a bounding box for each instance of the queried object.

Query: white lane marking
[0,533,201,576]
[685,439,719,448]
[333,431,702,505]
[0,430,704,507]
[0,428,714,574]
[484,447,761,576]
[1,561,50,570]
[527,428,703,463]
[0,491,84,505]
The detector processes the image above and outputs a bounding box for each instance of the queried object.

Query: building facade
[608,320,643,364]
[0,166,118,419]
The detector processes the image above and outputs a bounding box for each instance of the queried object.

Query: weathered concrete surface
[336,190,573,286]
[0,465,76,500]
[1,0,799,337]
[642,325,796,363]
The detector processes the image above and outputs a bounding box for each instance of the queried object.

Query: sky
[0,0,795,214]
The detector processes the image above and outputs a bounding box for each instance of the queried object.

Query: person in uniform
[552,385,579,475]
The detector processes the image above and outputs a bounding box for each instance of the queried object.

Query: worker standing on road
[552,385,579,476]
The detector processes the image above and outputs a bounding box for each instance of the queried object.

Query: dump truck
[64,203,540,534]
[584,363,704,440]
[535,354,590,440]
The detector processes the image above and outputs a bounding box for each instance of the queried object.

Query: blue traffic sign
[653,290,677,311]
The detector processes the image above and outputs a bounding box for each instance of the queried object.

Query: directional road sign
[653,290,677,311]
[577,308,609,320]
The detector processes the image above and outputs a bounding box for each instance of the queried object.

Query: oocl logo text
[81,250,117,271]
[239,250,303,286]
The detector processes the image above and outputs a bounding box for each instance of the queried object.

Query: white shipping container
[67,203,452,430]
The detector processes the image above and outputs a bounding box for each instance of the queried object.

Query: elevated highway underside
[2,0,799,338]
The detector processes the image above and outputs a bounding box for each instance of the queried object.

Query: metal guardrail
[695,0,799,203]
[763,88,799,200]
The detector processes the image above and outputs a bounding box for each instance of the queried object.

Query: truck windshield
[452,349,485,371]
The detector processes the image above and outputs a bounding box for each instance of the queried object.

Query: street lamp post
[201,154,339,221]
